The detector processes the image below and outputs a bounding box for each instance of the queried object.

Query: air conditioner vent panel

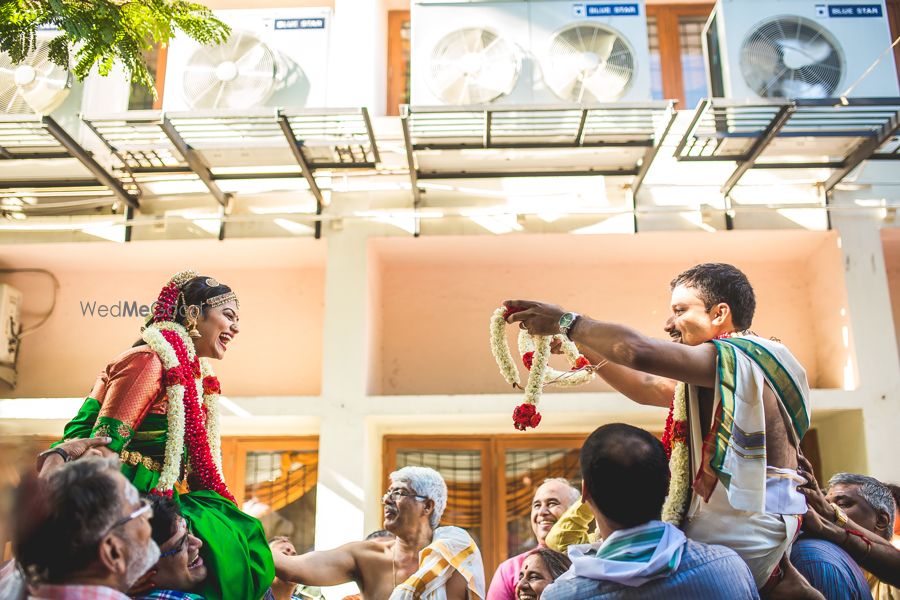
[0,38,72,114]
[427,27,521,105]
[541,24,635,102]
[739,16,843,98]
[182,30,279,110]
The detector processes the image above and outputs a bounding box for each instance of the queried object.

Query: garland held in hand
[490,306,595,431]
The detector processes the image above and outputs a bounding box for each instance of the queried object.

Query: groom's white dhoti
[682,335,811,588]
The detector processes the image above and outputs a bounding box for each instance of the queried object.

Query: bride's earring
[186,305,201,338]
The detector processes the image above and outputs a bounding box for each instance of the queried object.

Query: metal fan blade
[741,16,842,99]
[428,27,520,104]
[777,39,833,68]
[0,37,72,114]
[182,29,276,109]
[542,24,633,102]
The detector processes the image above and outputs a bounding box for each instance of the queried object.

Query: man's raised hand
[502,300,568,336]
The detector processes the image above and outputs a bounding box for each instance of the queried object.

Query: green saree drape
[55,398,275,600]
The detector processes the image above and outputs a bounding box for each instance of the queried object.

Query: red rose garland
[512,403,542,431]
[160,329,235,504]
[153,282,179,323]
[660,398,688,460]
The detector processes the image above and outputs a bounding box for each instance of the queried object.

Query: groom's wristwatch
[559,312,580,339]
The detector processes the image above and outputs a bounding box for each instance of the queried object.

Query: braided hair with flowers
[140,269,238,503]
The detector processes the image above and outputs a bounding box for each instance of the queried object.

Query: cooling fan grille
[740,16,843,99]
[541,24,635,103]
[182,30,278,109]
[0,38,73,114]
[427,27,521,105]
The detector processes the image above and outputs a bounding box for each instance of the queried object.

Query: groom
[506,263,819,599]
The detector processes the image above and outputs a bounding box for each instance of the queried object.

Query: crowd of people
[1,264,899,599]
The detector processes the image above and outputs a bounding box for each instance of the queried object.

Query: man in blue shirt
[542,424,759,600]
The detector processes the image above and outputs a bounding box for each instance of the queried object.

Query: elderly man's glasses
[382,489,427,503]
[159,520,193,559]
[103,498,152,538]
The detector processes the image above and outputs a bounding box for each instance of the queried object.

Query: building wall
[0,238,326,398]
[883,228,900,361]
[371,231,851,395]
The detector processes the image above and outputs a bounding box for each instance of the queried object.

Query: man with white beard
[14,456,161,599]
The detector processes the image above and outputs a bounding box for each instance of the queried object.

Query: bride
[50,269,274,600]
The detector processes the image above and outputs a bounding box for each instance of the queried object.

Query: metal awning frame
[0,115,139,210]
[674,97,900,197]
[400,102,677,236]
[83,107,380,239]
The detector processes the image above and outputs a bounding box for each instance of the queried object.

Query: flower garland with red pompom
[142,321,234,504]
[491,306,596,431]
[518,329,595,387]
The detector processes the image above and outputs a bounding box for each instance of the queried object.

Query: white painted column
[314,223,371,598]
[328,0,388,114]
[831,197,900,482]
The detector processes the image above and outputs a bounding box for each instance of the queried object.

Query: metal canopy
[674,97,900,196]
[83,108,379,238]
[401,102,676,186]
[400,102,675,236]
[0,115,139,209]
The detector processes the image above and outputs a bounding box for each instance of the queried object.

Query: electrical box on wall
[0,283,23,387]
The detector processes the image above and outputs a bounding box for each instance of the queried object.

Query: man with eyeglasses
[272,466,484,599]
[130,496,209,599]
[13,456,161,599]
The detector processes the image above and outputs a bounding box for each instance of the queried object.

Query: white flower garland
[518,330,595,387]
[523,334,551,406]
[490,308,521,388]
[200,358,224,476]
[491,307,596,428]
[142,323,189,492]
[662,383,690,525]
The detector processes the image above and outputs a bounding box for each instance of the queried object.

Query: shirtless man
[506,263,820,599]
[272,466,483,600]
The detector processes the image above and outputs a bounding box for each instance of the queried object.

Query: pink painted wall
[883,229,900,361]
[0,239,325,398]
[370,231,850,395]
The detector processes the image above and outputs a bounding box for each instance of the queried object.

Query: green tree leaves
[0,0,229,98]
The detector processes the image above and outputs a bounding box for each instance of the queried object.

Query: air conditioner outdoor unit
[0,27,132,133]
[163,8,332,110]
[0,283,22,388]
[703,0,899,100]
[410,0,652,106]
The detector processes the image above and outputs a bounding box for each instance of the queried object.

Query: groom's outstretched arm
[505,300,718,390]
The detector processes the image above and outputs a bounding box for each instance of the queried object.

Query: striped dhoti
[390,526,485,600]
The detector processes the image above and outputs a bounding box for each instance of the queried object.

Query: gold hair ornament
[169,269,199,289]
[205,292,239,309]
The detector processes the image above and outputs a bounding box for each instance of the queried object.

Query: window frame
[383,434,586,576]
[888,0,900,83]
[646,2,714,108]
[222,435,319,506]
[386,10,411,117]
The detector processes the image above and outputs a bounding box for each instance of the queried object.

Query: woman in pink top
[487,479,580,600]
